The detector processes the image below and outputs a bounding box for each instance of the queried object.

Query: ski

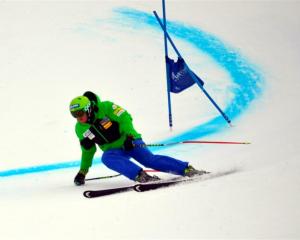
[133,176,194,192]
[83,178,183,198]
[83,179,179,198]
[83,169,237,198]
[83,185,134,198]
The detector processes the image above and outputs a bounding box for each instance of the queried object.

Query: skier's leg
[101,149,142,180]
[129,139,189,175]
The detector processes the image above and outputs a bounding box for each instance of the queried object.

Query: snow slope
[0,1,299,239]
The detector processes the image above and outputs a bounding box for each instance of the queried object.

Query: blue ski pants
[101,139,189,180]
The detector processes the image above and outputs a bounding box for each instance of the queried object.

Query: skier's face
[77,112,88,123]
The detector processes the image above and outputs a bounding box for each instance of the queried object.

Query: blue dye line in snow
[0,161,80,177]
[0,159,102,177]
[114,8,264,149]
[0,8,264,178]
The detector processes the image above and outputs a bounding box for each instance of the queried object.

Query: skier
[69,91,208,186]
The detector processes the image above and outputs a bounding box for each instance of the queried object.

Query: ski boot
[135,170,161,183]
[184,165,210,177]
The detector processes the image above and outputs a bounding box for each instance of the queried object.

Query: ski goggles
[71,110,86,118]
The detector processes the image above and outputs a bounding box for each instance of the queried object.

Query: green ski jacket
[74,93,141,172]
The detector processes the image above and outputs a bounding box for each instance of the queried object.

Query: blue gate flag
[153,5,232,126]
[167,57,204,93]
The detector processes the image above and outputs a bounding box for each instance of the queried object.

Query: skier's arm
[79,144,96,172]
[75,126,97,173]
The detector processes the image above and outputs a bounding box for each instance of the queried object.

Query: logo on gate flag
[167,57,204,93]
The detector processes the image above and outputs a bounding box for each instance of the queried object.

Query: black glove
[124,136,135,151]
[74,171,86,186]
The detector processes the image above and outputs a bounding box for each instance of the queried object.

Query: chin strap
[87,100,99,124]
[87,111,95,124]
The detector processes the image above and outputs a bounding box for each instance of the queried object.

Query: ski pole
[85,170,160,181]
[86,174,121,181]
[134,140,250,148]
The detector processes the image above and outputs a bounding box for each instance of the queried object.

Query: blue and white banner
[167,57,203,93]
